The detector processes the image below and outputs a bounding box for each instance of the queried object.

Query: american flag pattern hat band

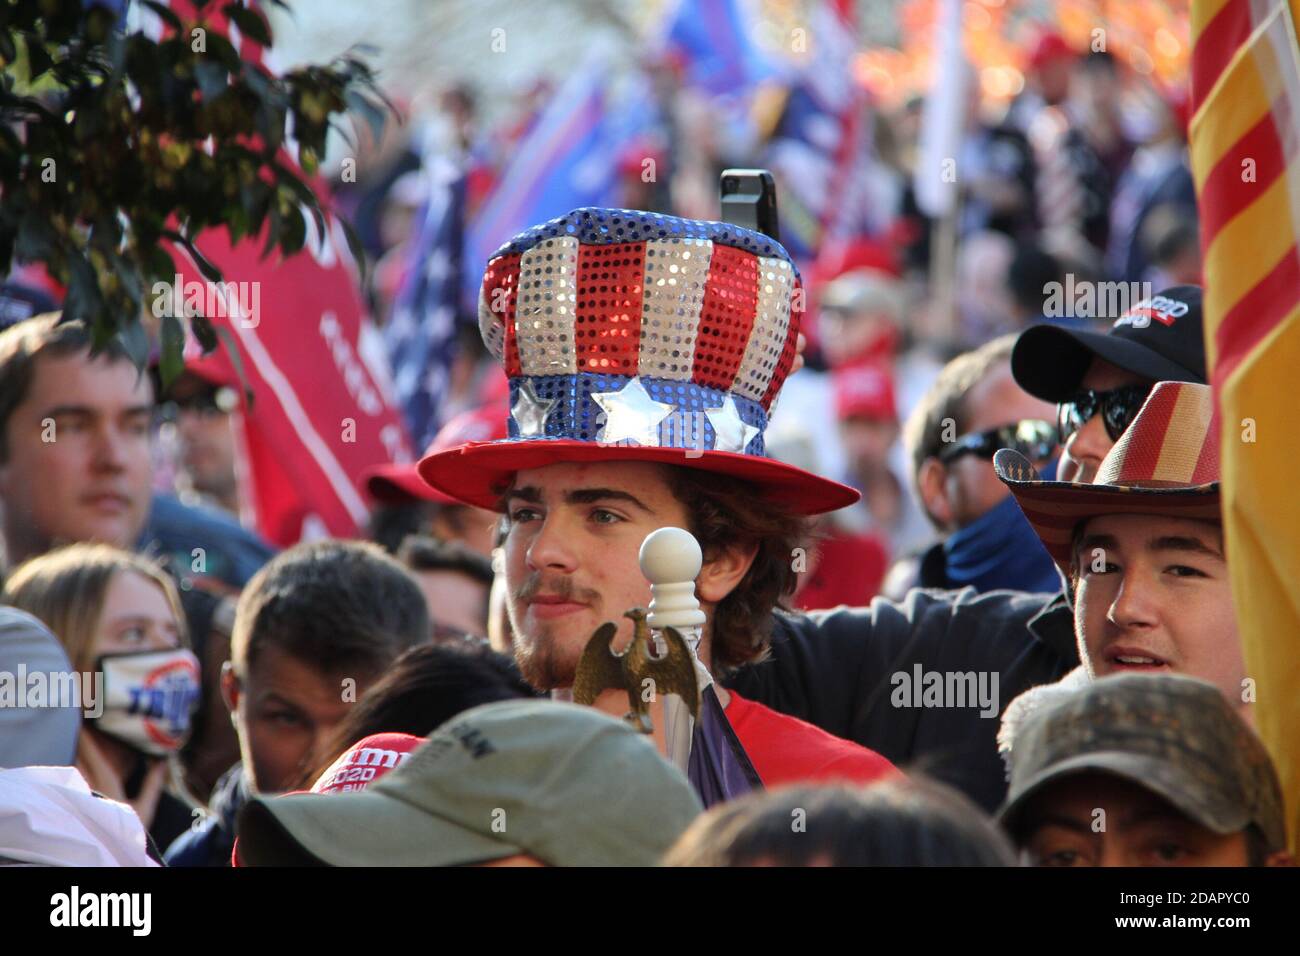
[995,381,1222,572]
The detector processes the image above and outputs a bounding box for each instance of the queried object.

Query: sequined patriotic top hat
[418,208,860,515]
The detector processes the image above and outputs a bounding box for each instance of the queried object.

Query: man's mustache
[513,574,601,605]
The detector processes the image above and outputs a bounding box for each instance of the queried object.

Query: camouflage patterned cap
[998,673,1285,853]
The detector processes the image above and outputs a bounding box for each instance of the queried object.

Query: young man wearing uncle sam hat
[419,208,895,789]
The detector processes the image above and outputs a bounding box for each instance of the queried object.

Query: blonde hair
[2,544,188,671]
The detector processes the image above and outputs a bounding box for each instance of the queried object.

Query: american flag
[659,0,784,96]
[384,156,468,451]
[762,1,873,264]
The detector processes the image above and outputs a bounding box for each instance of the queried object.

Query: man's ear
[219,660,242,718]
[697,542,759,604]
[917,457,953,529]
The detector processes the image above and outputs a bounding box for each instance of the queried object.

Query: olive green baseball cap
[998,673,1286,853]
[237,699,703,866]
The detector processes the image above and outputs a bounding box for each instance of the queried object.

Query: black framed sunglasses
[1057,383,1152,444]
[938,418,1059,465]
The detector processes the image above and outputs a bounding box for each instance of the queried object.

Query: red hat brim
[418,440,862,516]
[364,462,460,506]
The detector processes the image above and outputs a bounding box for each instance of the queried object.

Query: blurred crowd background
[2,0,1202,624]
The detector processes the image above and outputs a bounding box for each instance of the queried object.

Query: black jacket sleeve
[724,588,1078,811]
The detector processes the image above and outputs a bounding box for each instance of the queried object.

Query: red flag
[171,222,412,547]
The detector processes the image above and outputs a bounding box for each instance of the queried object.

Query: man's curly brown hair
[666,467,817,675]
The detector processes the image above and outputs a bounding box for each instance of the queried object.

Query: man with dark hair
[396,534,494,640]
[157,370,242,517]
[0,313,153,568]
[296,641,535,789]
[999,673,1293,868]
[665,776,1016,867]
[726,286,1211,812]
[165,539,429,865]
[419,207,895,790]
[893,333,1058,594]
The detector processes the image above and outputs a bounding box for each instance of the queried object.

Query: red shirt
[794,530,889,611]
[724,690,897,787]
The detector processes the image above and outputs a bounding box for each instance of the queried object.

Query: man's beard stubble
[508,572,601,692]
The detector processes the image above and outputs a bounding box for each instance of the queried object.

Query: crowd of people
[0,16,1293,870]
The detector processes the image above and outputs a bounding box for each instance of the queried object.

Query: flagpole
[931,202,960,344]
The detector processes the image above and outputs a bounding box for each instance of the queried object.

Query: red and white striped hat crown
[995,381,1221,571]
[419,208,859,515]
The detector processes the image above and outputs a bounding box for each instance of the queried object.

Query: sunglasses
[1057,384,1152,444]
[938,418,1059,465]
[158,386,239,421]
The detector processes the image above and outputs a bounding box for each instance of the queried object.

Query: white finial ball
[639,527,702,584]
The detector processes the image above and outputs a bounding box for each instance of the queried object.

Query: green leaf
[273,163,325,238]
[62,250,104,326]
[222,4,272,47]
[15,211,54,261]
[344,89,386,146]
[204,32,242,74]
[147,244,178,284]
[23,33,53,80]
[339,216,368,284]
[112,250,144,305]
[280,204,306,256]
[142,1,184,33]
[159,313,185,389]
[214,324,255,409]
[164,229,223,283]
[191,313,219,352]
[260,203,281,260]
[195,59,228,100]
[115,316,151,374]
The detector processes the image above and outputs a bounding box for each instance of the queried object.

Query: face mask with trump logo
[89,648,201,757]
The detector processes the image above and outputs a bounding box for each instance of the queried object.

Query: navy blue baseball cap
[1012,285,1206,402]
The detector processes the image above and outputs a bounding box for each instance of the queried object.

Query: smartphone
[720,169,780,242]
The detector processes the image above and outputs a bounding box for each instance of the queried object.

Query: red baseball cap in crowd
[1027,29,1076,70]
[308,733,424,794]
[232,733,423,866]
[833,361,898,422]
[364,404,508,505]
